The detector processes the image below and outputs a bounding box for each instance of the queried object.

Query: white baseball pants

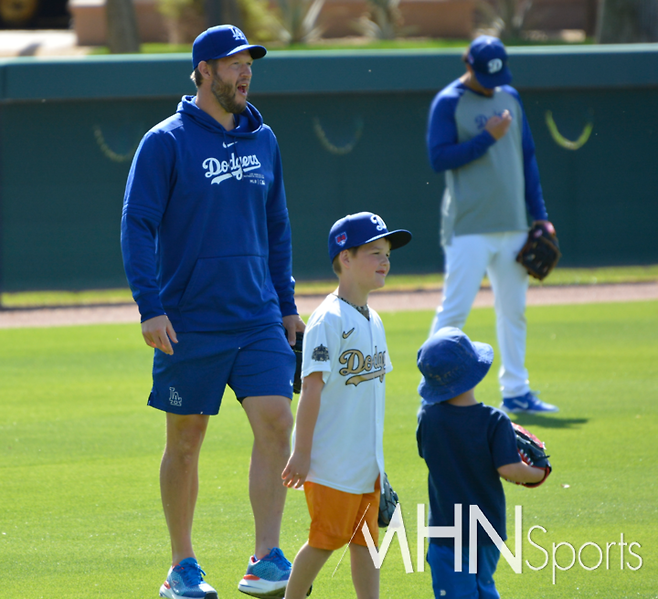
[429,231,530,399]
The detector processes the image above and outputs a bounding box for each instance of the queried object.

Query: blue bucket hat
[192,25,267,69]
[328,212,412,262]
[417,327,493,404]
[466,35,512,89]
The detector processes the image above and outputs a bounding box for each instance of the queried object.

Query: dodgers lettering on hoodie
[121,95,297,333]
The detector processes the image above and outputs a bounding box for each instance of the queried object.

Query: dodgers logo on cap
[371,214,386,231]
[488,58,503,74]
[230,26,247,42]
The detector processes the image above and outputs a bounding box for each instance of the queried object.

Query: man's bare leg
[242,395,293,558]
[160,412,210,564]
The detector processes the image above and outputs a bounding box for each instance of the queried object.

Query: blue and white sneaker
[160,557,218,599]
[237,547,291,598]
[501,391,559,414]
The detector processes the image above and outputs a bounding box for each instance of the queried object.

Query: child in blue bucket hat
[416,327,545,599]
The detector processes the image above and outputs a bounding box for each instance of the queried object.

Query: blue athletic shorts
[147,323,296,415]
[427,543,500,599]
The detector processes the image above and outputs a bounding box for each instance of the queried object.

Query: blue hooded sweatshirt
[121,95,297,333]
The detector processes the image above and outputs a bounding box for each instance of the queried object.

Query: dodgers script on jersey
[300,294,392,494]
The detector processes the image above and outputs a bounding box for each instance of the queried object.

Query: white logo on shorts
[488,58,503,74]
[169,387,183,407]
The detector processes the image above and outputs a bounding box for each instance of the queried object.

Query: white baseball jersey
[299,294,392,494]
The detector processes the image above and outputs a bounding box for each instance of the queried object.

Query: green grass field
[1,301,656,598]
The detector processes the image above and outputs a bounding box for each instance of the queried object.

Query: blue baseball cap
[466,35,512,89]
[417,327,493,404]
[328,212,412,262]
[192,25,267,69]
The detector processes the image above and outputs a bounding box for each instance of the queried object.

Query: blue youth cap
[192,25,267,69]
[328,212,412,262]
[466,35,512,89]
[417,327,494,404]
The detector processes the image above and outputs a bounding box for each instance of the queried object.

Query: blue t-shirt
[416,402,520,547]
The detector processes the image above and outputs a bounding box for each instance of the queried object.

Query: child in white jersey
[281,212,411,599]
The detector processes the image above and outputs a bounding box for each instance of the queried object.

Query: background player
[281,212,411,599]
[426,35,558,415]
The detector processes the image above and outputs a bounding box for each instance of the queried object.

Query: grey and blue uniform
[427,79,549,400]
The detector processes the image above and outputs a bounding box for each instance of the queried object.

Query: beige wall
[318,0,475,38]
[69,0,170,45]
[68,0,596,46]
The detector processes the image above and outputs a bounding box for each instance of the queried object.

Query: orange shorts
[304,478,380,551]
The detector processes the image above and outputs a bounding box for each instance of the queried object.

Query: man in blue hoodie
[121,25,305,599]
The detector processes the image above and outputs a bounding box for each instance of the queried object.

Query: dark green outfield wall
[1,45,657,292]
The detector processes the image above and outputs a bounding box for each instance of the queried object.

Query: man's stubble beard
[211,70,246,115]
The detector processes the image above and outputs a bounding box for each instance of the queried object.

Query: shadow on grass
[511,414,589,430]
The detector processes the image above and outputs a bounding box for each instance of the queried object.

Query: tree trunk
[597,0,658,43]
[106,0,141,53]
[205,0,222,26]
[205,0,244,28]
[585,0,599,36]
